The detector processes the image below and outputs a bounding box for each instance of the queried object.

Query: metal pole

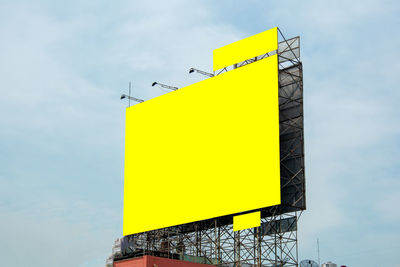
[128,82,131,107]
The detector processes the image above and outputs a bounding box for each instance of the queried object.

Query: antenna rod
[317,238,320,266]
[128,82,131,107]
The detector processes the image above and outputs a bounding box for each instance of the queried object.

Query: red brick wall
[147,256,213,267]
[114,256,213,267]
[114,256,147,267]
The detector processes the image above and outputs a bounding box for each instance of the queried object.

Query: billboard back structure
[123,27,305,237]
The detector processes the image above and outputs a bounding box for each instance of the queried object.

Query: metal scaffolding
[118,210,301,267]
[116,29,304,267]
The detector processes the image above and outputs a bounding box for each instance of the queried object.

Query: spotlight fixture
[152,82,178,91]
[188,68,214,77]
[120,94,144,103]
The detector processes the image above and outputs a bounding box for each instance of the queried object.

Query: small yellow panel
[233,211,261,231]
[123,54,280,236]
[213,27,278,71]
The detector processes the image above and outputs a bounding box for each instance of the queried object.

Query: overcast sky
[1,0,399,266]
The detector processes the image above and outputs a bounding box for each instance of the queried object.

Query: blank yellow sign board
[233,211,261,231]
[213,27,278,71]
[123,54,280,236]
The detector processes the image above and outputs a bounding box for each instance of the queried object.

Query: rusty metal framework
[118,210,301,267]
[116,29,304,267]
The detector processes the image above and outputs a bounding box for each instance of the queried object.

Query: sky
[0,0,399,266]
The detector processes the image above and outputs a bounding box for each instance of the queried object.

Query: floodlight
[188,68,214,77]
[151,82,178,91]
[120,94,144,103]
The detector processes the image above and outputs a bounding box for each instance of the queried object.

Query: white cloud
[1,0,399,266]
[0,1,242,266]
[0,197,119,267]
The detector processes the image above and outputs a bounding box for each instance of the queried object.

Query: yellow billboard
[123,29,280,236]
